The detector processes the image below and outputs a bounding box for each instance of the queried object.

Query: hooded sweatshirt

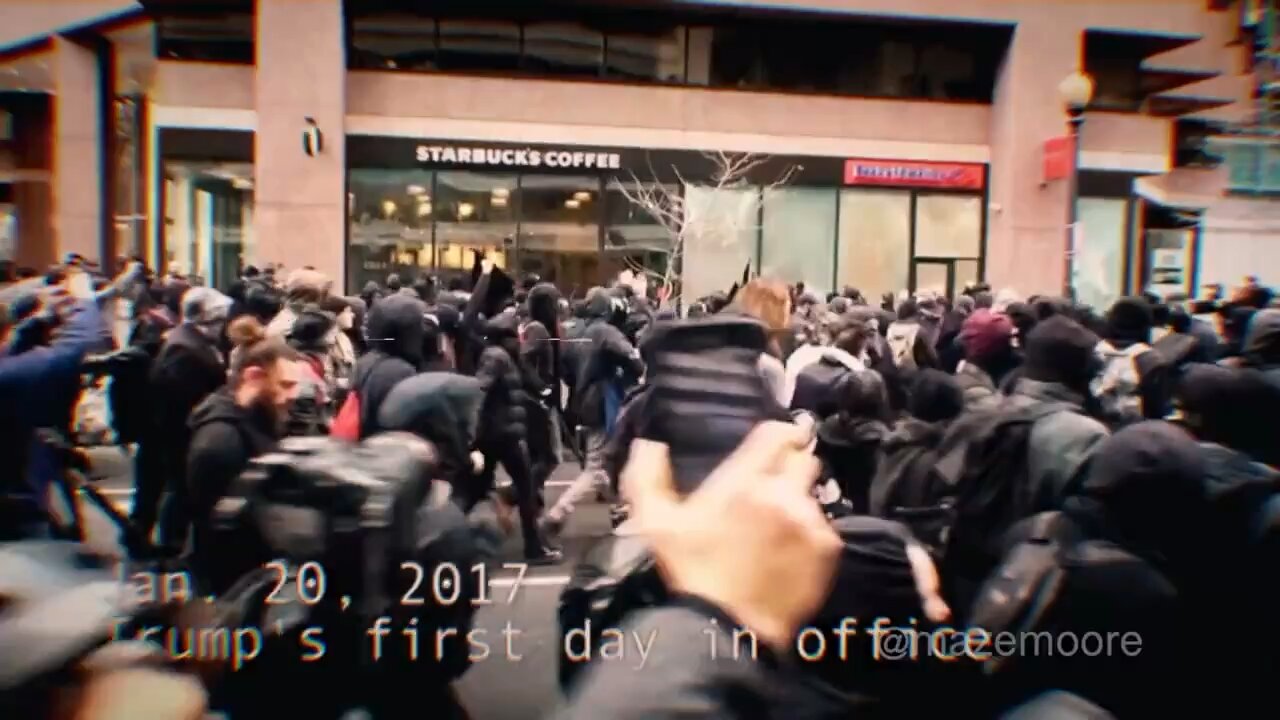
[353,293,426,439]
[1242,309,1280,391]
[186,388,281,583]
[378,373,485,500]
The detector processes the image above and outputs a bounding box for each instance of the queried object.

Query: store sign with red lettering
[843,159,985,190]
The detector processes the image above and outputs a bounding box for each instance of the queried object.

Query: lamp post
[1058,70,1094,299]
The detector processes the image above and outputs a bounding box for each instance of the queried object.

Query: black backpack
[556,534,666,692]
[873,402,1071,592]
[207,435,484,718]
[968,512,1184,717]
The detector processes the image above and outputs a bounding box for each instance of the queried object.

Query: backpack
[1092,342,1153,426]
[873,402,1072,597]
[557,534,666,692]
[288,355,334,437]
[886,322,921,370]
[329,354,391,441]
[207,437,484,716]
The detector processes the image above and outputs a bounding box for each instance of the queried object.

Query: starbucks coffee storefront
[346,137,989,300]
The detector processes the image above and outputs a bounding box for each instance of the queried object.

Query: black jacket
[816,415,887,514]
[354,293,427,439]
[150,323,226,446]
[378,373,485,495]
[568,291,643,430]
[186,389,280,579]
[475,313,530,443]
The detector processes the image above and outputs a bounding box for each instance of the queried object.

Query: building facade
[0,0,1274,304]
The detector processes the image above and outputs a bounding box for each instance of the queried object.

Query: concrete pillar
[986,17,1080,296]
[255,0,346,287]
[51,35,102,263]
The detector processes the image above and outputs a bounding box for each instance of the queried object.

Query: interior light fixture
[491,197,508,208]
[573,191,591,202]
[491,187,510,198]
[458,202,475,219]
[417,201,433,217]
[564,199,581,209]
[407,184,426,195]
[381,199,397,218]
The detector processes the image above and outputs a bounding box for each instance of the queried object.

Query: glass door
[912,259,955,298]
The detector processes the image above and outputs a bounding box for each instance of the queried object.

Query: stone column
[986,17,1081,296]
[254,0,346,289]
[51,35,102,262]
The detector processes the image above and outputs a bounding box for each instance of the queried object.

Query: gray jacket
[1006,378,1109,513]
[955,362,1000,413]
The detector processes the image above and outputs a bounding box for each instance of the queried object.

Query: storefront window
[761,187,837,295]
[1073,198,1129,312]
[348,169,433,293]
[437,19,521,72]
[351,15,438,70]
[523,22,603,77]
[837,189,911,301]
[682,185,759,304]
[914,194,982,258]
[163,161,254,291]
[603,179,678,288]
[435,171,514,281]
[604,26,687,82]
[517,175,601,290]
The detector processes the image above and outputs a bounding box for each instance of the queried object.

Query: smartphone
[639,316,790,496]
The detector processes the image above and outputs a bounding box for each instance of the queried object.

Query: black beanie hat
[1023,316,1101,390]
[1106,297,1154,345]
[908,368,965,423]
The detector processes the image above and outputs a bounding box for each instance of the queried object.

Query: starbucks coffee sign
[415,144,621,170]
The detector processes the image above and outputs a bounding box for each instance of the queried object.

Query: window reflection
[435,171,516,276]
[682,185,759,304]
[761,188,837,296]
[523,22,603,77]
[157,13,254,64]
[438,19,520,72]
[603,179,678,288]
[348,169,433,293]
[605,27,686,82]
[518,175,601,291]
[351,15,437,70]
[163,161,254,291]
[837,189,911,301]
[914,194,982,259]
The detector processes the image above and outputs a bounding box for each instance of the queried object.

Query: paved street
[80,446,613,719]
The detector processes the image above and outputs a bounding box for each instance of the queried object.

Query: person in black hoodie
[868,369,965,518]
[522,283,565,497]
[815,371,892,514]
[352,292,426,439]
[186,332,299,588]
[146,287,232,548]
[378,373,486,502]
[543,287,644,540]
[475,310,558,563]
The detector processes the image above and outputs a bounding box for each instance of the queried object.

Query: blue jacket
[0,301,106,537]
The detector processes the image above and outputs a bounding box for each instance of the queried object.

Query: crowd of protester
[1,251,1278,718]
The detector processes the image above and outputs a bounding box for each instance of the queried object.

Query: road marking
[100,488,134,497]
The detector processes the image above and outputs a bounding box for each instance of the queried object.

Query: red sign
[843,159,985,190]
[1043,135,1075,182]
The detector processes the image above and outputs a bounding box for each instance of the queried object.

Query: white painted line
[489,575,570,588]
[545,480,573,488]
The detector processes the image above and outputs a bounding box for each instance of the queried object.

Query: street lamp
[1058,70,1094,299]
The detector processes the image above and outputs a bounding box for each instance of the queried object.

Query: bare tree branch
[612,150,799,312]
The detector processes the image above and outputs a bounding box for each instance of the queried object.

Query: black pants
[130,436,166,540]
[478,436,542,557]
